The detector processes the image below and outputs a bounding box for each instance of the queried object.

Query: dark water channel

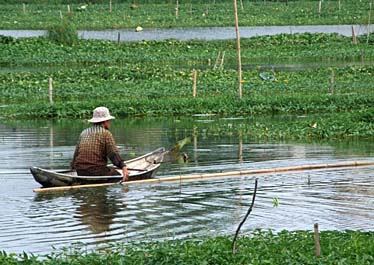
[0,117,373,255]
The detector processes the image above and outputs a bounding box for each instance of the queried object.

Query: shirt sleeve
[71,137,81,170]
[105,131,125,169]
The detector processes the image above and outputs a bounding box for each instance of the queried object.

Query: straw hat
[88,107,115,123]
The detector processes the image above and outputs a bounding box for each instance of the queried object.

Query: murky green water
[0,117,373,254]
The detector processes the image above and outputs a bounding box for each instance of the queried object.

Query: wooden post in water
[314,223,321,257]
[330,69,335,95]
[175,0,179,18]
[239,0,244,12]
[367,3,372,44]
[117,32,121,43]
[192,69,198,97]
[213,51,221,70]
[318,0,322,15]
[49,77,53,105]
[220,51,225,69]
[233,0,243,99]
[352,26,357,44]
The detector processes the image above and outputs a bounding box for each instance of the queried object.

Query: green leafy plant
[47,19,78,46]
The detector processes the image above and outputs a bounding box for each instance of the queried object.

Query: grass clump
[47,19,78,46]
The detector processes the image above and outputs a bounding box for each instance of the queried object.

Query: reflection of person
[77,188,122,234]
[71,107,129,181]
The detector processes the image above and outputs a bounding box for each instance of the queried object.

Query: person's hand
[122,166,129,182]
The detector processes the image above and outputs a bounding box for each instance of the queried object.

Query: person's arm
[71,138,80,170]
[106,132,129,180]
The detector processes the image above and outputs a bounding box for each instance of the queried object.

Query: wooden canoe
[30,147,165,188]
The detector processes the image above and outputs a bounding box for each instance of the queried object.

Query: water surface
[0,117,373,254]
[0,24,371,41]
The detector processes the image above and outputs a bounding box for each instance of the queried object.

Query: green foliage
[47,19,78,46]
[1,231,373,264]
[1,1,374,29]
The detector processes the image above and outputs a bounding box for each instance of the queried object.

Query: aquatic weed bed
[1,33,373,139]
[1,230,373,264]
[1,33,374,67]
[1,0,374,30]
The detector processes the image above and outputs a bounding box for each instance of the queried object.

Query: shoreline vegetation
[1,0,374,30]
[1,230,373,264]
[1,33,373,140]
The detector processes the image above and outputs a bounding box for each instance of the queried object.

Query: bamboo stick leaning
[33,161,374,193]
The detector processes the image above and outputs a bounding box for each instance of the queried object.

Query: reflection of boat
[30,147,165,188]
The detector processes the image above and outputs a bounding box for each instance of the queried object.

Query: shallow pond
[0,116,373,255]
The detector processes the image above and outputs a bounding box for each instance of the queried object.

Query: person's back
[71,107,128,180]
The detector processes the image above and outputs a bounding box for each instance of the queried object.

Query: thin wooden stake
[59,10,63,19]
[318,0,322,15]
[117,32,120,43]
[49,77,53,105]
[367,3,372,44]
[220,51,226,69]
[233,0,243,99]
[205,5,209,16]
[23,3,26,14]
[213,51,221,70]
[352,26,357,44]
[175,0,179,18]
[189,4,192,16]
[338,0,341,11]
[67,4,71,13]
[330,69,335,95]
[239,0,244,12]
[314,223,321,257]
[109,0,112,12]
[192,69,197,97]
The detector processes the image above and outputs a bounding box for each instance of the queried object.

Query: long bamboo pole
[33,161,374,193]
[233,0,242,99]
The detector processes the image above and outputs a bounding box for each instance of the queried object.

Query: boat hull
[30,147,165,188]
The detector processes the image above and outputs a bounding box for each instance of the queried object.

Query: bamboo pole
[367,3,372,44]
[49,77,53,105]
[175,0,179,18]
[192,69,197,97]
[239,0,244,12]
[330,69,334,95]
[318,1,322,15]
[109,0,112,13]
[67,5,70,13]
[213,51,221,70]
[59,10,63,19]
[233,0,243,99]
[23,3,26,14]
[314,223,321,257]
[352,26,357,44]
[220,51,225,69]
[33,161,374,193]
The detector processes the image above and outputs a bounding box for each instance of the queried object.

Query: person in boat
[71,106,129,181]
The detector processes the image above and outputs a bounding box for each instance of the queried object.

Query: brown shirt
[71,124,125,175]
